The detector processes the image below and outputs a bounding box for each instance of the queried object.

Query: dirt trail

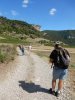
[0,47,73,100]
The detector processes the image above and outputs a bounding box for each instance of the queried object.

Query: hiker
[18,45,25,55]
[49,41,70,97]
[21,45,25,55]
[18,45,21,50]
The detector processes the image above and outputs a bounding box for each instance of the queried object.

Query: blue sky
[0,0,75,30]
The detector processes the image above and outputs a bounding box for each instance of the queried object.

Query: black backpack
[56,49,70,69]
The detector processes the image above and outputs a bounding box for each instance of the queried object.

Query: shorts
[53,67,68,80]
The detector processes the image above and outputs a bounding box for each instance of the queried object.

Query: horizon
[0,0,75,31]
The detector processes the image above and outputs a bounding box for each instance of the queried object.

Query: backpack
[56,49,70,69]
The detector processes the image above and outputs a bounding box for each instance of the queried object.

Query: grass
[33,51,50,57]
[0,44,16,63]
[33,50,75,68]
[0,34,30,44]
[0,52,6,63]
[70,53,75,68]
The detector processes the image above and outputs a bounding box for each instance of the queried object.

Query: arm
[49,50,55,63]
[49,58,54,63]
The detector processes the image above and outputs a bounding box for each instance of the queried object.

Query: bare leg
[58,79,63,91]
[52,79,56,91]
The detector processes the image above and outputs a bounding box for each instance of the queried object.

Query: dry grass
[32,46,75,65]
[0,44,16,63]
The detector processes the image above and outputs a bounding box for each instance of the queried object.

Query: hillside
[0,16,42,38]
[0,16,75,46]
[42,30,75,46]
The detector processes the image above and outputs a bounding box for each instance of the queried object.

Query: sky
[0,0,75,30]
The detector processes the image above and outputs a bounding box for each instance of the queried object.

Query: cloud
[22,0,29,8]
[49,8,57,15]
[22,4,28,8]
[23,0,29,4]
[11,10,18,16]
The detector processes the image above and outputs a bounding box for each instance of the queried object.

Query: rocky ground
[0,47,74,100]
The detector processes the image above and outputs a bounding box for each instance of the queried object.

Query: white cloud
[49,8,57,15]
[22,4,28,8]
[11,10,18,16]
[22,0,29,8]
[23,0,29,4]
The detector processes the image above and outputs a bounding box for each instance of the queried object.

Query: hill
[0,16,42,38]
[42,30,75,46]
[0,16,75,46]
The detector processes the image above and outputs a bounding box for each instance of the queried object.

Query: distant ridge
[42,30,75,46]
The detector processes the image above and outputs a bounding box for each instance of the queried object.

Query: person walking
[49,41,70,97]
[21,45,25,55]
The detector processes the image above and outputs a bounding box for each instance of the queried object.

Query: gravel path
[0,47,73,100]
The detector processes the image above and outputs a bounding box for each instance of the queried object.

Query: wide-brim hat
[55,41,60,45]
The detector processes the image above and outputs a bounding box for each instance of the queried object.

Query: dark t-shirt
[50,49,59,65]
[49,48,70,69]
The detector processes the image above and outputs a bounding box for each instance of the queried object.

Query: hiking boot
[49,88,56,95]
[55,91,60,97]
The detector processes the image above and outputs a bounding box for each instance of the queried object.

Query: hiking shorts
[53,67,68,80]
